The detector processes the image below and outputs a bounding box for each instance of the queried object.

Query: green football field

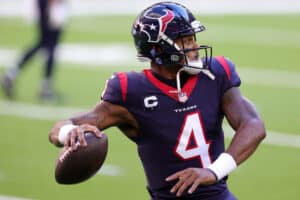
[0,14,300,200]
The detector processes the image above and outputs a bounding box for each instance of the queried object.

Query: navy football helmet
[132,2,212,72]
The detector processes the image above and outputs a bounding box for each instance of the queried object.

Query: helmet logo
[142,9,175,43]
[160,10,174,33]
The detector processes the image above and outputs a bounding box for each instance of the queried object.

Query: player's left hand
[165,168,217,197]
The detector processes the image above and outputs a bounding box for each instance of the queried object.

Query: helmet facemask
[178,35,215,80]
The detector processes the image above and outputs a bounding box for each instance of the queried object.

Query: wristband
[58,124,78,145]
[207,153,237,181]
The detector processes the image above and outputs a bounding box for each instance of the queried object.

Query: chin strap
[169,68,188,103]
[170,65,215,103]
[175,68,188,103]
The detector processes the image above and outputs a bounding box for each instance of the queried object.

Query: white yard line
[0,45,140,67]
[0,196,31,200]
[223,126,300,149]
[238,67,300,89]
[202,24,300,48]
[0,100,299,149]
[97,164,122,176]
[58,44,138,66]
[0,100,86,120]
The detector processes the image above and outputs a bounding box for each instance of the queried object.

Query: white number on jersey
[175,112,212,167]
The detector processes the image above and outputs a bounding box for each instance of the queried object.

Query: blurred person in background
[1,0,68,101]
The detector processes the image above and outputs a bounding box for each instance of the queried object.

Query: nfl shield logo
[178,92,188,103]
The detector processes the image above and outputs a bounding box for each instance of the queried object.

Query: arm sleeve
[101,73,124,106]
[101,72,127,106]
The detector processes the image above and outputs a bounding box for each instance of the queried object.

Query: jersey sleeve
[212,56,241,95]
[101,73,126,105]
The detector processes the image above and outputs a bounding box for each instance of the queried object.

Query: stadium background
[0,0,299,199]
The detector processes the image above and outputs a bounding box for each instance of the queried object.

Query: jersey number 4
[175,112,212,167]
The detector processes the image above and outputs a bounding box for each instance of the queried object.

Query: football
[55,132,108,184]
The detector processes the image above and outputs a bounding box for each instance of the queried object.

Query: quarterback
[49,2,266,199]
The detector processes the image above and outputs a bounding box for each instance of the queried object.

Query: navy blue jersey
[102,56,241,199]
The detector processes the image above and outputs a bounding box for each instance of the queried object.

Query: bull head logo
[141,9,175,42]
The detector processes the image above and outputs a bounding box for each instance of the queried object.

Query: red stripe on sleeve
[117,72,128,102]
[215,56,231,80]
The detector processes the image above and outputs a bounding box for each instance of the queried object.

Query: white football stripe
[0,100,299,149]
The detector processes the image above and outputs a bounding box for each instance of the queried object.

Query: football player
[1,0,68,100]
[49,2,266,199]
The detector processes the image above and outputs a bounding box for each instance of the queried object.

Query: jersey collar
[143,69,198,102]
